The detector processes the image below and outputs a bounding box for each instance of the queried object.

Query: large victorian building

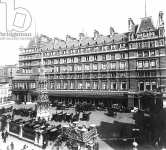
[12,12,166,109]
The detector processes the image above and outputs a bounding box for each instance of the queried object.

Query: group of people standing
[1,130,8,143]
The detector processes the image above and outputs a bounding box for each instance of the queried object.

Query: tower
[36,51,52,121]
[158,11,165,37]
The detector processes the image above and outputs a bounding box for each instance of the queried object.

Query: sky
[0,0,166,65]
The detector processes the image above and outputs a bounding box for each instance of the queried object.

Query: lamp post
[132,138,138,150]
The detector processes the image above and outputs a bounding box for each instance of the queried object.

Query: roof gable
[137,17,155,33]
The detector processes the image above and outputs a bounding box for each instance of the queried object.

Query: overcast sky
[0,0,166,65]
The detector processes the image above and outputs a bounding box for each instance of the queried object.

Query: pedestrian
[10,142,14,150]
[3,133,6,143]
[11,111,15,120]
[5,130,8,139]
[1,131,4,142]
[6,145,10,150]
[23,144,26,150]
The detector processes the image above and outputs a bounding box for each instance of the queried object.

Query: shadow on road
[97,121,134,150]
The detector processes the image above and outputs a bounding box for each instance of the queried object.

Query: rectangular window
[151,71,156,77]
[102,81,107,90]
[144,51,149,57]
[55,66,60,73]
[152,82,157,90]
[77,65,82,71]
[101,63,107,70]
[71,57,74,63]
[57,82,61,89]
[106,54,110,60]
[85,64,90,71]
[145,72,150,77]
[137,61,143,69]
[78,57,81,62]
[140,82,144,91]
[144,61,149,68]
[102,55,106,60]
[146,82,151,90]
[78,82,83,89]
[155,50,159,56]
[85,82,91,89]
[86,56,89,61]
[93,82,98,89]
[111,62,116,70]
[94,55,98,61]
[151,60,156,68]
[111,54,115,60]
[112,83,116,90]
[115,53,120,60]
[93,64,98,71]
[70,82,74,89]
[138,51,143,57]
[111,45,116,50]
[120,62,125,70]
[138,72,144,77]
[74,57,78,63]
[150,50,155,56]
[67,58,71,63]
[121,82,127,90]
[121,53,125,59]
[63,82,68,89]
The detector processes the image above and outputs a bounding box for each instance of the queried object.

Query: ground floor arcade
[12,90,163,111]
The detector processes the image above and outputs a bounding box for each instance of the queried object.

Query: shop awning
[32,90,128,98]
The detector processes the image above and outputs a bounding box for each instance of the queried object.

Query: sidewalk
[0,132,42,150]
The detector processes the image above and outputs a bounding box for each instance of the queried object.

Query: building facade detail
[12,12,166,108]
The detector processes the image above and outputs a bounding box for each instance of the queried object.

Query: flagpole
[145,0,147,17]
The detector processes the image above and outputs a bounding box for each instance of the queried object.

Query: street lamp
[132,138,138,150]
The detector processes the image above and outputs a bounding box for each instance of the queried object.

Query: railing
[9,122,20,135]
[22,127,36,141]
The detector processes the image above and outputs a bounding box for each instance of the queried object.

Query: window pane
[140,83,144,91]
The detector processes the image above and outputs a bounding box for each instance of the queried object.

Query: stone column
[24,94,27,103]
[16,94,19,102]
[138,97,141,109]
[128,94,134,108]
[38,132,44,147]
[19,124,23,138]
[107,79,111,90]
[27,93,32,102]
[98,80,101,90]
[35,132,39,145]
[6,120,10,132]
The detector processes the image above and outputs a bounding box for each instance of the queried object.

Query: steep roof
[137,17,155,33]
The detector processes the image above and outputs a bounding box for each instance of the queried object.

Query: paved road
[0,103,155,150]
